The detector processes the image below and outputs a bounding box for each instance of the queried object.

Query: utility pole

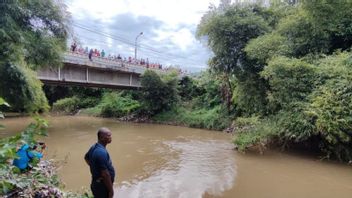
[135,32,143,59]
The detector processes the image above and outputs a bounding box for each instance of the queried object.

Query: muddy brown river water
[1,116,352,198]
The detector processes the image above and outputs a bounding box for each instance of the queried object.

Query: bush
[100,92,140,118]
[233,116,276,152]
[261,56,318,111]
[79,106,102,116]
[140,70,179,115]
[0,62,49,113]
[153,105,231,130]
[308,78,352,161]
[52,96,100,114]
[79,97,100,109]
[274,104,316,144]
[52,97,80,113]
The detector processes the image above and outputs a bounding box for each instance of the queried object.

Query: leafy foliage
[192,71,222,109]
[261,57,317,111]
[43,85,104,106]
[99,92,140,118]
[198,1,352,161]
[197,4,276,114]
[52,96,99,114]
[52,96,80,113]
[0,62,49,113]
[232,116,275,152]
[140,70,179,115]
[153,105,231,131]
[0,0,69,113]
[197,4,271,76]
[0,113,48,195]
[0,0,69,68]
[178,76,201,101]
[245,33,289,63]
[308,79,352,161]
[0,100,91,197]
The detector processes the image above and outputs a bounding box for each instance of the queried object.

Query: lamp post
[135,32,143,59]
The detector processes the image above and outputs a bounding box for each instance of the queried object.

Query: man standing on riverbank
[85,127,115,198]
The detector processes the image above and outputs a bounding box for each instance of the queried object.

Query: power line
[73,22,193,58]
[72,23,204,64]
[75,33,205,67]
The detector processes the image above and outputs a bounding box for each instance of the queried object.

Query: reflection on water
[116,140,236,198]
[1,116,352,198]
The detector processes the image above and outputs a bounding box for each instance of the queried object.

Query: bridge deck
[37,52,161,89]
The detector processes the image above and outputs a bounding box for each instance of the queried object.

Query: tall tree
[197,4,272,114]
[0,0,70,68]
[0,0,70,112]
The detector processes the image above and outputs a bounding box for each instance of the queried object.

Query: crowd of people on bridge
[70,42,188,74]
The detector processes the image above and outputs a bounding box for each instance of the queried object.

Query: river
[1,116,352,198]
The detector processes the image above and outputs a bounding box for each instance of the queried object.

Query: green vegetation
[52,97,81,113]
[196,0,352,162]
[140,70,179,115]
[0,63,49,113]
[3,0,350,165]
[0,1,93,196]
[0,98,91,197]
[153,105,231,130]
[52,69,231,131]
[99,92,140,117]
[52,96,100,114]
[0,0,69,113]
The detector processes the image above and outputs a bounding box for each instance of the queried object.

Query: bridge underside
[40,79,140,89]
[38,63,141,89]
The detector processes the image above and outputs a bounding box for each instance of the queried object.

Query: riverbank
[1,160,90,198]
[2,116,352,198]
[78,106,233,133]
[0,115,91,198]
[2,110,346,165]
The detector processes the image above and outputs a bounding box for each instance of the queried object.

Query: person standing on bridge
[71,42,77,52]
[85,127,115,198]
[89,49,93,61]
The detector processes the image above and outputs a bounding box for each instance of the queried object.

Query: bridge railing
[64,52,165,75]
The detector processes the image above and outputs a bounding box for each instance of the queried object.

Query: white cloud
[67,0,219,26]
[170,28,195,51]
[65,0,221,72]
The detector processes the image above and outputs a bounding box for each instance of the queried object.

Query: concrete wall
[61,65,86,82]
[38,63,141,88]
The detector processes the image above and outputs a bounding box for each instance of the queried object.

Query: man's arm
[101,169,114,198]
[84,152,90,166]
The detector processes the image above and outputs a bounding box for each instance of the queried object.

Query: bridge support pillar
[86,67,89,82]
[58,67,61,80]
[129,74,132,85]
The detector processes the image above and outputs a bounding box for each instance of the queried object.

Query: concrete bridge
[37,52,158,89]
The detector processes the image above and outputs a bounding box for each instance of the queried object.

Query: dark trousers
[91,180,109,198]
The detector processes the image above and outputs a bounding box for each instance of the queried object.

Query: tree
[246,0,352,62]
[178,76,200,101]
[197,4,273,113]
[0,62,49,113]
[261,57,317,111]
[0,0,69,68]
[140,70,179,115]
[0,0,70,113]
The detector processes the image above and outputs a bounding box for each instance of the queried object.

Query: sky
[65,0,221,73]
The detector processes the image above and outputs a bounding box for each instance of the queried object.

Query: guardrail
[64,52,165,75]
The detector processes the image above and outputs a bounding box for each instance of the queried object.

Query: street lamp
[135,32,143,59]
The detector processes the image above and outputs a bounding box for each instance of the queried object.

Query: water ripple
[116,140,236,198]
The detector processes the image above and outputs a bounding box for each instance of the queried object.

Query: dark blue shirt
[85,143,115,182]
